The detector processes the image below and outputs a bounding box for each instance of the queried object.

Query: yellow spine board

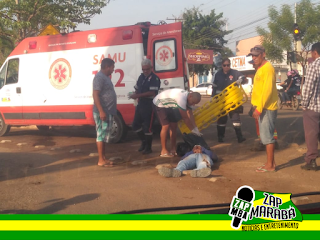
[178,82,248,134]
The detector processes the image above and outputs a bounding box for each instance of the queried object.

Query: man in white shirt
[153,88,202,157]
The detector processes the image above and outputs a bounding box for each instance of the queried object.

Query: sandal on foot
[98,163,113,167]
[256,168,276,173]
[158,167,181,178]
[160,153,173,158]
[190,168,212,178]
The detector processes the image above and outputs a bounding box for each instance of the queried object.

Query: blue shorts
[93,112,113,142]
[259,110,277,145]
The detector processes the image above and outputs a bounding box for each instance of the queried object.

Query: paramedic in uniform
[212,58,246,143]
[153,89,202,157]
[129,59,161,154]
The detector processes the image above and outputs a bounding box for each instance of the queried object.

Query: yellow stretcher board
[178,82,248,134]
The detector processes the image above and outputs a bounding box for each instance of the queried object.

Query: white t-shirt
[153,88,189,110]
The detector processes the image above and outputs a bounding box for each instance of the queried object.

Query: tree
[182,7,232,76]
[0,0,110,64]
[257,0,320,74]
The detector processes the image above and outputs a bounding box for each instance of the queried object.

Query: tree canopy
[257,0,320,72]
[182,7,232,75]
[0,0,110,65]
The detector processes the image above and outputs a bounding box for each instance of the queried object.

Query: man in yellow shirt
[248,45,278,172]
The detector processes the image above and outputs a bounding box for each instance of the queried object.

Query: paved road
[0,98,319,214]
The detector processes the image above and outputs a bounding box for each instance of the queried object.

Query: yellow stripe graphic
[0,220,319,231]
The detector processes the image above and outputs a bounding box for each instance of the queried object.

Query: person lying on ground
[158,145,218,178]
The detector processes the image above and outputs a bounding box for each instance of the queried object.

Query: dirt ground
[0,99,319,214]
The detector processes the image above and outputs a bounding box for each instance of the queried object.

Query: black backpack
[176,133,210,157]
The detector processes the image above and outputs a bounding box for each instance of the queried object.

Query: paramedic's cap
[247,45,265,56]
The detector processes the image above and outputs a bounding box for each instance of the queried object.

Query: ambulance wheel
[110,113,128,143]
[0,114,10,136]
[37,126,50,131]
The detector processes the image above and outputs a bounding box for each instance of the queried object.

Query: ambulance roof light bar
[88,34,97,43]
[122,30,133,40]
[29,41,37,49]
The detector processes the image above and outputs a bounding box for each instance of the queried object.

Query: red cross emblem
[155,46,173,66]
[49,58,72,90]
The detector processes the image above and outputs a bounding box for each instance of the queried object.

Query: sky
[77,0,305,53]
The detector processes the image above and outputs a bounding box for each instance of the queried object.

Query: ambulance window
[6,59,19,85]
[0,62,7,89]
[154,39,177,72]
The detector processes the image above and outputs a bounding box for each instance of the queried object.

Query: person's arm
[130,91,155,99]
[130,75,160,99]
[285,79,293,92]
[181,150,193,160]
[234,70,247,85]
[201,147,213,159]
[92,76,107,121]
[211,74,218,96]
[179,109,195,131]
[302,63,317,109]
[93,91,107,121]
[187,109,197,128]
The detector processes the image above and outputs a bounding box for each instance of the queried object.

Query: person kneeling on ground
[158,145,217,178]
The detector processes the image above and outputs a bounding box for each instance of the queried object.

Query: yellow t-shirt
[251,61,278,113]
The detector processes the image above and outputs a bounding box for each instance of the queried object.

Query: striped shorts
[93,112,113,142]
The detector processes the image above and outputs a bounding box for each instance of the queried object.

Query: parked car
[190,83,213,96]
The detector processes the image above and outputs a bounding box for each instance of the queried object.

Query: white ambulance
[0,22,189,142]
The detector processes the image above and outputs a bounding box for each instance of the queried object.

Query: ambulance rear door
[147,22,186,91]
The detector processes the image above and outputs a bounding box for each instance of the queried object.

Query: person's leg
[230,112,246,143]
[284,92,291,103]
[169,122,178,155]
[217,115,228,142]
[160,124,170,155]
[94,112,112,166]
[256,110,277,172]
[190,153,212,178]
[301,109,319,170]
[175,155,197,172]
[142,104,155,155]
[158,155,197,178]
[156,107,171,156]
[280,92,286,103]
[132,106,145,152]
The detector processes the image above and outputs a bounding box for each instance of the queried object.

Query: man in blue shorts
[92,58,117,167]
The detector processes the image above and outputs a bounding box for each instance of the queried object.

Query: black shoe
[238,137,246,143]
[234,126,246,143]
[300,160,318,171]
[142,148,152,155]
[142,135,153,155]
[138,141,146,152]
[136,130,146,152]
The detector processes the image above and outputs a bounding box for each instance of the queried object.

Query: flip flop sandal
[98,162,113,167]
[256,168,276,173]
[160,153,173,158]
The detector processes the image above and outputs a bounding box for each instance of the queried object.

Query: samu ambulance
[0,21,189,142]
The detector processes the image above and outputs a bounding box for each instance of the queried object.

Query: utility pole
[294,2,302,73]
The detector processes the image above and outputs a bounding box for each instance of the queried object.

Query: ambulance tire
[110,113,128,143]
[37,125,50,131]
[0,114,10,137]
